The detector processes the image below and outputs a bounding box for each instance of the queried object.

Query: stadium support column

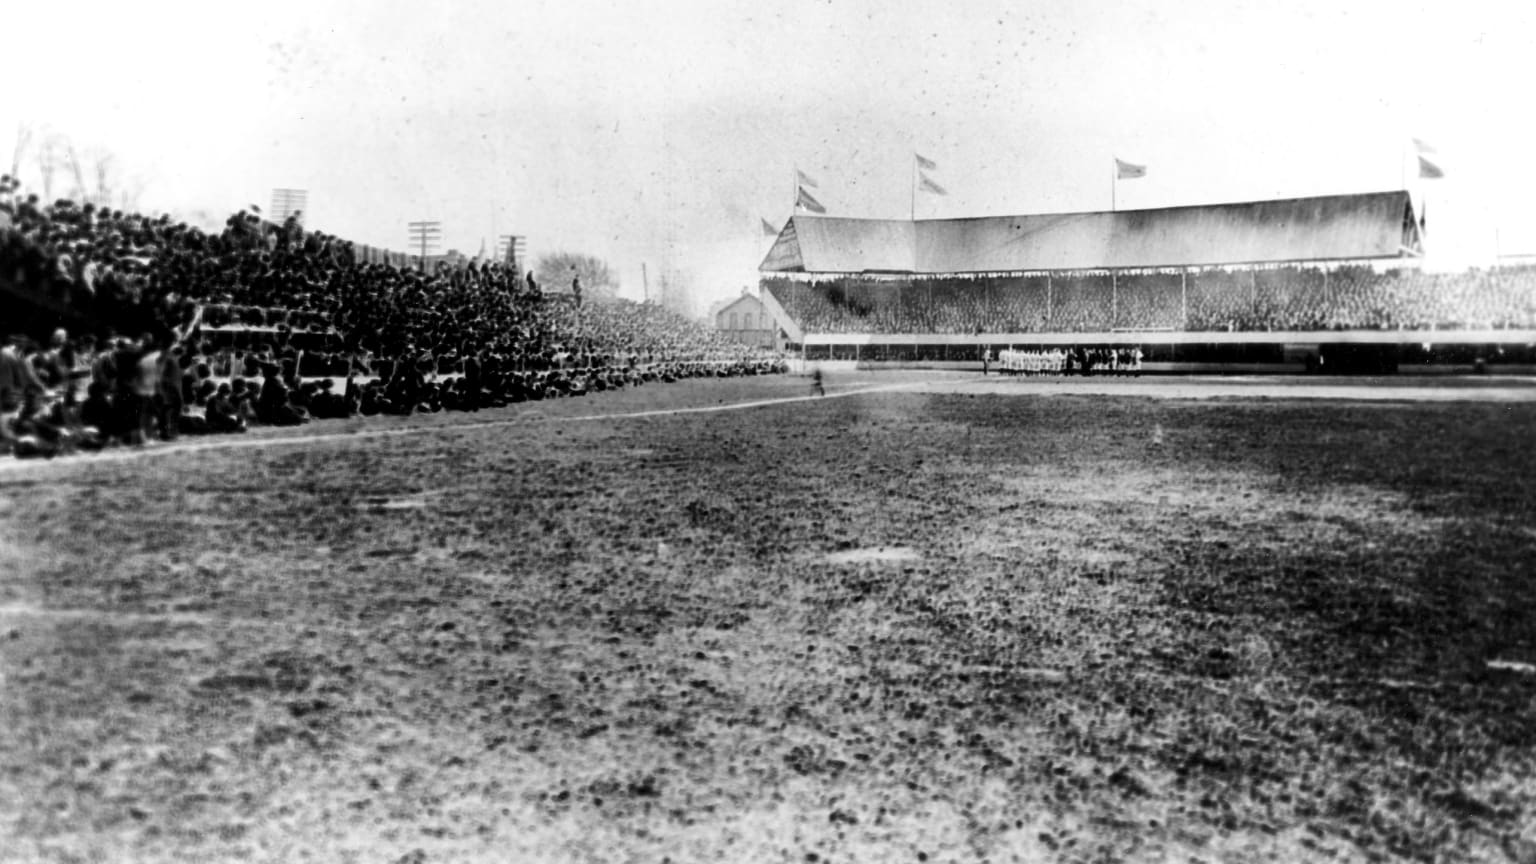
[1046,274,1053,329]
[1181,272,1188,328]
[1111,272,1118,329]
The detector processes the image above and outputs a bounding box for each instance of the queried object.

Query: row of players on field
[991,346,1143,375]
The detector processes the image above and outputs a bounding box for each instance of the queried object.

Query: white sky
[6,0,1536,309]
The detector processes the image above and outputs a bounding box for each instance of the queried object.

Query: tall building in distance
[270,188,309,225]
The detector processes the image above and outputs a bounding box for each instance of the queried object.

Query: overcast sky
[6,0,1536,308]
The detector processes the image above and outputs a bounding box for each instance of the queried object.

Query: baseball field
[2,371,1534,863]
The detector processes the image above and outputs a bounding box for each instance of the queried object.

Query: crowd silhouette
[1,175,785,458]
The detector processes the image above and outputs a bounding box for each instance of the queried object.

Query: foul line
[0,381,923,475]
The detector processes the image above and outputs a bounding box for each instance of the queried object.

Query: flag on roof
[1413,138,1437,155]
[796,186,827,214]
[1115,158,1146,180]
[761,217,779,236]
[1418,155,1444,179]
[918,171,947,196]
[796,169,819,189]
[915,153,938,171]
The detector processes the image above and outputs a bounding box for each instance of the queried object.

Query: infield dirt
[2,373,1534,863]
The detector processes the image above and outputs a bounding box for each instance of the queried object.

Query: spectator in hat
[155,331,183,440]
[132,331,163,443]
[461,346,482,412]
[79,380,115,442]
[1,335,49,451]
[256,361,306,425]
[230,378,259,426]
[178,381,213,435]
[30,329,72,396]
[206,383,245,433]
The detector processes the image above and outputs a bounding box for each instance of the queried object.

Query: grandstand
[759,191,1536,371]
[0,176,785,457]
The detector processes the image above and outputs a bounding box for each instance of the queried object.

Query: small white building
[714,293,778,348]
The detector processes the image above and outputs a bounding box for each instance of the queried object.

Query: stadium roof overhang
[760,191,1423,275]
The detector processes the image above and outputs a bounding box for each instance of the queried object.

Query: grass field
[2,373,1535,863]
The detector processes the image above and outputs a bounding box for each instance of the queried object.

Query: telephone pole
[407,221,442,271]
[496,234,526,271]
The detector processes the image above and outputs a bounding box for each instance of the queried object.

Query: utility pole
[641,262,649,302]
[11,125,31,182]
[496,234,526,271]
[407,221,442,272]
[271,188,309,224]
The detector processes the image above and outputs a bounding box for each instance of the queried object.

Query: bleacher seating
[765,263,1536,336]
[0,174,786,458]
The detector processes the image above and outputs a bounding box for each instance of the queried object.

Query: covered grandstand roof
[760,191,1422,274]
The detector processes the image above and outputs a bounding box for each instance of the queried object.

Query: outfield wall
[794,329,1536,346]
[783,330,1536,375]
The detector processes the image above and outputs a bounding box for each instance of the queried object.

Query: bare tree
[91,149,114,207]
[19,130,141,210]
[10,125,31,182]
[654,265,698,318]
[535,251,619,302]
[36,136,59,202]
[64,142,87,204]
[119,176,146,214]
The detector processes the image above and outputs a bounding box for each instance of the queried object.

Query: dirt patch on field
[820,546,923,565]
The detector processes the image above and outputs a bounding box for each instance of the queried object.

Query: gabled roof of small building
[715,294,765,317]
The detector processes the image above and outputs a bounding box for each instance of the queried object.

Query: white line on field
[0,381,923,474]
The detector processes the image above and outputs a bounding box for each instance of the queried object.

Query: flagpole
[911,155,916,222]
[1111,159,1116,212]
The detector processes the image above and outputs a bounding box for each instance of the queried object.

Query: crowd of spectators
[1,175,785,458]
[767,264,1536,335]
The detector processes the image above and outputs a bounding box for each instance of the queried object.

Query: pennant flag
[1115,158,1146,180]
[1413,137,1437,155]
[1418,155,1444,179]
[915,153,938,171]
[918,171,947,196]
[796,169,819,189]
[796,186,827,214]
[761,217,779,236]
